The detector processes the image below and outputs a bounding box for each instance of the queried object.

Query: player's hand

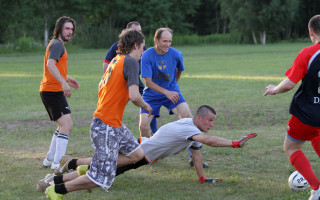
[232,133,257,148]
[198,176,223,184]
[142,103,153,117]
[62,82,71,97]
[67,77,80,90]
[264,85,276,96]
[165,90,180,104]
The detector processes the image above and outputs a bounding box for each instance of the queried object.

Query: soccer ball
[288,171,310,192]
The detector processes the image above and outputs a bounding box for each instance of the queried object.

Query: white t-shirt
[141,118,203,162]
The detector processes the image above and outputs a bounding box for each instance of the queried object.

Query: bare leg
[139,113,154,138]
[65,175,98,192]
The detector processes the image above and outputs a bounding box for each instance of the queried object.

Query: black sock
[55,183,68,194]
[68,159,78,170]
[53,175,64,185]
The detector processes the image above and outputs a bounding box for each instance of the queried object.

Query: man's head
[193,105,216,133]
[154,27,173,55]
[126,21,142,32]
[53,16,76,42]
[308,15,320,44]
[117,28,145,57]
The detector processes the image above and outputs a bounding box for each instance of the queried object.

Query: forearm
[205,136,233,147]
[103,62,109,74]
[47,63,67,85]
[145,79,169,95]
[176,70,182,81]
[191,149,204,178]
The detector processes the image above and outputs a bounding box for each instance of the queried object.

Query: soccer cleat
[37,174,54,191]
[309,187,320,200]
[54,155,72,175]
[45,185,65,200]
[51,162,59,170]
[77,165,89,176]
[43,158,53,167]
[189,159,209,168]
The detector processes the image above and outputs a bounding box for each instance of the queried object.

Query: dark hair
[126,21,140,29]
[53,16,76,39]
[194,105,216,118]
[117,29,145,54]
[154,27,173,40]
[309,15,320,35]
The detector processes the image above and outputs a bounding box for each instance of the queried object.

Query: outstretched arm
[192,133,257,148]
[264,78,296,96]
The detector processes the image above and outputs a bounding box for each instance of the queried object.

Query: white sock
[54,133,69,164]
[46,130,59,161]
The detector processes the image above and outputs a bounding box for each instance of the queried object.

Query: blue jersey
[141,47,184,98]
[104,42,119,63]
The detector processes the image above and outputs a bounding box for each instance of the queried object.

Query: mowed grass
[0,42,319,199]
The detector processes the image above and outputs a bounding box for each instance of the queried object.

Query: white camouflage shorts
[86,117,140,191]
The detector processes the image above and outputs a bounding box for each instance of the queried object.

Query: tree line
[0,0,319,48]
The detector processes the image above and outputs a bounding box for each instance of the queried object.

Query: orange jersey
[40,39,67,92]
[93,54,131,128]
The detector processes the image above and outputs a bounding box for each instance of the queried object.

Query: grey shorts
[86,117,140,191]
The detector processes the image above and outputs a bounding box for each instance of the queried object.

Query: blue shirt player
[139,28,193,139]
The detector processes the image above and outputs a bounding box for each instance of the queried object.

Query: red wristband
[232,141,240,148]
[199,176,206,183]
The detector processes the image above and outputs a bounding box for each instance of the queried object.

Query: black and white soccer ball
[288,171,310,192]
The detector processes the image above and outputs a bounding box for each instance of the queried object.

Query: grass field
[0,42,318,200]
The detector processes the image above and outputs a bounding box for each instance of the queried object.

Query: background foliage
[0,0,320,49]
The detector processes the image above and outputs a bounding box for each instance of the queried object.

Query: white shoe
[51,162,59,170]
[43,158,52,167]
[309,187,320,200]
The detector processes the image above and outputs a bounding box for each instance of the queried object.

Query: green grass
[0,42,318,199]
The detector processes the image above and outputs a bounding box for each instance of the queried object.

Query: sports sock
[311,136,320,158]
[55,183,68,194]
[290,150,320,190]
[54,175,64,185]
[150,117,158,133]
[54,133,69,164]
[46,130,59,161]
[68,159,78,170]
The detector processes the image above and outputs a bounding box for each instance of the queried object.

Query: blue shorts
[140,93,186,117]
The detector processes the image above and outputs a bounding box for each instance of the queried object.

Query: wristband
[232,140,240,148]
[199,176,206,183]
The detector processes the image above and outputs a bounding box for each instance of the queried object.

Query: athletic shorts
[140,93,186,117]
[40,91,71,121]
[286,115,320,142]
[86,117,140,191]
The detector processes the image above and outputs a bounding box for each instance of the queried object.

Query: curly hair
[53,16,76,39]
[117,29,145,54]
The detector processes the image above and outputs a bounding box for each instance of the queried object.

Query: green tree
[221,0,299,44]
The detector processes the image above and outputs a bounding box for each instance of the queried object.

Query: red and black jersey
[286,43,320,126]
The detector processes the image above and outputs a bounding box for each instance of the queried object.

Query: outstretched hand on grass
[199,176,223,184]
[232,133,257,148]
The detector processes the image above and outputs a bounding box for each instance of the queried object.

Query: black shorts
[40,91,71,121]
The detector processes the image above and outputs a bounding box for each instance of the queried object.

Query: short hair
[154,27,173,41]
[194,105,216,118]
[117,29,145,54]
[309,15,320,35]
[126,21,140,29]
[53,16,76,39]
